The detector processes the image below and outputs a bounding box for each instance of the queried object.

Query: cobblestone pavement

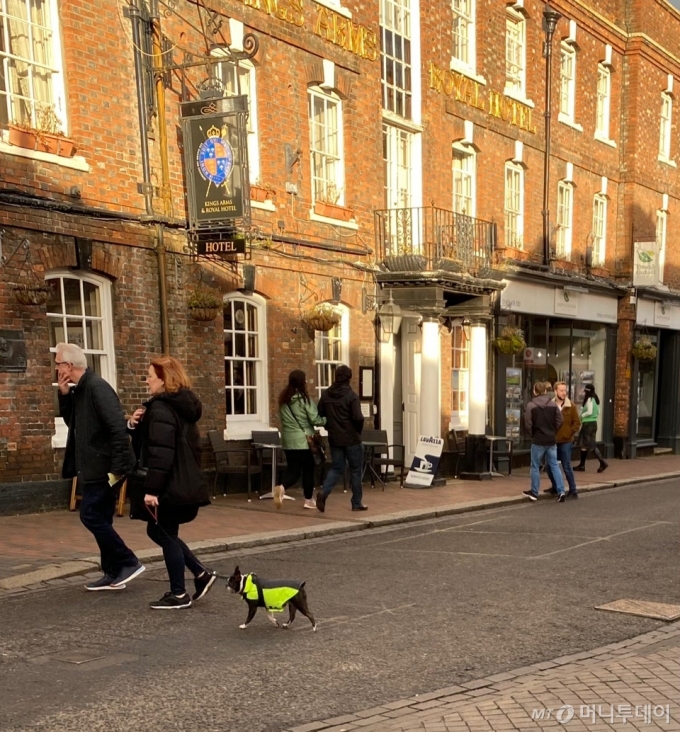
[287,623,680,732]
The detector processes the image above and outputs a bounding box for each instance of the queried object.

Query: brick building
[1,0,680,510]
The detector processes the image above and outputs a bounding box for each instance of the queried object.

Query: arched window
[223,293,269,437]
[314,304,349,398]
[46,272,116,447]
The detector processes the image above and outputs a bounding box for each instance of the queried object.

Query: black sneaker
[543,487,558,495]
[351,505,368,511]
[150,592,192,610]
[315,490,326,513]
[556,493,565,503]
[573,465,586,472]
[522,490,538,501]
[192,570,218,601]
[568,491,579,499]
[85,574,126,591]
[110,562,145,588]
[597,461,609,473]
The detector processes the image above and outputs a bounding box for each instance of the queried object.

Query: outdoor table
[486,436,513,478]
[254,443,296,502]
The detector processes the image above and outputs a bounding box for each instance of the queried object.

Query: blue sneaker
[110,562,145,588]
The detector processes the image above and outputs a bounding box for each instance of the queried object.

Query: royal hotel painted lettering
[428,61,537,134]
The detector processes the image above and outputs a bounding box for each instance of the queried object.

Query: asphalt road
[0,480,678,732]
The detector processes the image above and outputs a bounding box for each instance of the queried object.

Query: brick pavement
[287,623,680,732]
[0,454,679,591]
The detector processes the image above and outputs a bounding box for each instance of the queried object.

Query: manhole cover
[595,599,680,621]
[51,650,107,665]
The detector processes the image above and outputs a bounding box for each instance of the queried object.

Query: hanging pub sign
[181,95,250,231]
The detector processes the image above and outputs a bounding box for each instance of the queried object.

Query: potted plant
[301,302,341,332]
[631,337,657,362]
[493,325,526,355]
[250,182,275,203]
[7,105,76,158]
[313,184,354,222]
[187,286,222,321]
[13,283,50,306]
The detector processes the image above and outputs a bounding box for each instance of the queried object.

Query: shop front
[495,278,619,458]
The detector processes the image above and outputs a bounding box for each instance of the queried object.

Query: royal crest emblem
[196,125,234,187]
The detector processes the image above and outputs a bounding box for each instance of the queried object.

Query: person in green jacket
[274,370,326,509]
[575,383,608,473]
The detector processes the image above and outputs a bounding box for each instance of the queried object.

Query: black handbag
[127,465,149,520]
[287,404,326,466]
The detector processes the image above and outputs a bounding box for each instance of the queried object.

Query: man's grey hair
[56,342,87,369]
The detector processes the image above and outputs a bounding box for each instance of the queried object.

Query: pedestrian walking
[315,365,367,513]
[575,383,608,473]
[522,381,566,502]
[128,356,214,609]
[274,370,326,510]
[544,381,581,498]
[55,342,144,591]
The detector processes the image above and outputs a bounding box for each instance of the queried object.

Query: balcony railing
[374,206,497,274]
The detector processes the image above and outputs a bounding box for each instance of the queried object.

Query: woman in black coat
[129,356,215,610]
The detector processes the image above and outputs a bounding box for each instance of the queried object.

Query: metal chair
[447,429,467,478]
[208,430,262,502]
[363,429,405,489]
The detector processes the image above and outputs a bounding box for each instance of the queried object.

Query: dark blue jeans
[321,444,363,508]
[79,480,138,577]
[546,442,578,494]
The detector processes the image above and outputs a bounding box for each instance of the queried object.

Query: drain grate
[51,650,107,665]
[595,599,680,621]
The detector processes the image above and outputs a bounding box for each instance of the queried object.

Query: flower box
[250,184,274,202]
[314,200,354,222]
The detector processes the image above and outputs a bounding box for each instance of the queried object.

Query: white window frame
[452,144,475,217]
[380,0,412,120]
[556,181,574,259]
[657,209,668,284]
[308,87,344,206]
[592,193,607,266]
[213,55,260,184]
[0,0,67,131]
[384,121,414,210]
[314,304,349,399]
[504,10,526,99]
[595,64,611,141]
[659,92,673,163]
[450,322,469,429]
[504,162,524,249]
[559,43,577,124]
[46,271,116,449]
[223,293,269,439]
[451,0,475,74]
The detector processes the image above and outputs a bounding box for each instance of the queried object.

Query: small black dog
[226,566,317,631]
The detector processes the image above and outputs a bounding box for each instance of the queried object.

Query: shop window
[46,272,116,448]
[224,294,269,437]
[656,209,667,284]
[214,57,259,183]
[450,323,469,428]
[380,0,412,119]
[559,44,577,123]
[504,162,524,249]
[592,194,607,266]
[314,305,349,399]
[635,330,657,440]
[0,0,66,131]
[309,88,344,205]
[659,92,672,162]
[451,0,475,73]
[556,181,574,259]
[453,146,475,216]
[505,11,525,98]
[595,64,611,141]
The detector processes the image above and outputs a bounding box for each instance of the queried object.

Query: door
[401,317,421,463]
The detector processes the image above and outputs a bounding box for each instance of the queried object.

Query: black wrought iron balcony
[374,206,497,275]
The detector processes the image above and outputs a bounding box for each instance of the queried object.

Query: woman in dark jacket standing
[129,356,215,609]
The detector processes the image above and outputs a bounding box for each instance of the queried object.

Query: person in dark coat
[315,365,367,512]
[56,342,143,592]
[128,356,214,610]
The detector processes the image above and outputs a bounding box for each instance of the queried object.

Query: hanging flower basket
[493,326,526,355]
[13,284,50,306]
[631,337,657,362]
[187,287,222,322]
[301,303,341,332]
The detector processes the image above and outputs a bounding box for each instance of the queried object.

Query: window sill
[658,155,677,168]
[225,421,274,441]
[312,0,351,18]
[381,110,423,133]
[309,209,359,229]
[504,89,534,108]
[557,114,583,132]
[0,134,90,171]
[251,199,276,212]
[594,132,617,148]
[448,59,487,86]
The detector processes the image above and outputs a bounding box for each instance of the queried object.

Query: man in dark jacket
[522,381,565,502]
[315,365,367,512]
[56,342,143,591]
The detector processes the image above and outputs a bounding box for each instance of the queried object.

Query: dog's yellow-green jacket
[243,573,302,612]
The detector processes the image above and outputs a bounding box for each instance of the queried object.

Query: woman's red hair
[150,356,191,393]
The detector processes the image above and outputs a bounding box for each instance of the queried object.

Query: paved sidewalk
[1,454,679,592]
[286,622,680,732]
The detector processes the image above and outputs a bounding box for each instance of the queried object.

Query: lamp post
[542,4,561,266]
[377,291,403,343]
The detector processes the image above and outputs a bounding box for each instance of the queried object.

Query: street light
[377,291,403,343]
[542,4,562,266]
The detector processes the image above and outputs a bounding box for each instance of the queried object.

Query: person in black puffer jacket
[128,356,216,610]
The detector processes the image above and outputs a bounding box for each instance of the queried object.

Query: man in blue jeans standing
[522,381,566,503]
[315,365,367,512]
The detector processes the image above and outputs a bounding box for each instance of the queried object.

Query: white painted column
[379,335,395,449]
[419,319,441,437]
[468,322,488,436]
